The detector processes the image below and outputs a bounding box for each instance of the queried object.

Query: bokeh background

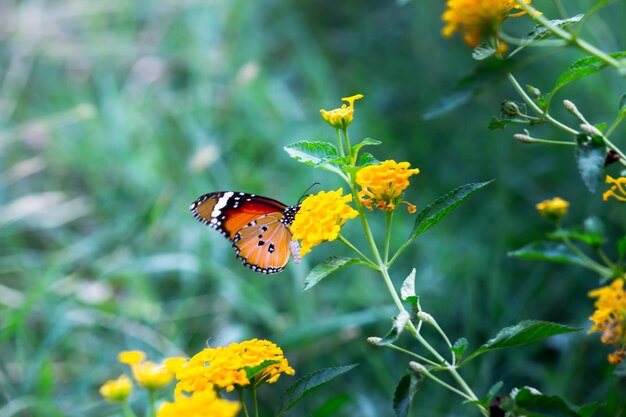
[1,0,625,416]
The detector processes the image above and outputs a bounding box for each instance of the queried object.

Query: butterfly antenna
[298,182,320,204]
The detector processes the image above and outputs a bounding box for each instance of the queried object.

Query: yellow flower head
[174,339,295,394]
[290,188,359,257]
[99,374,132,402]
[356,160,420,212]
[131,360,175,391]
[535,197,569,222]
[320,94,364,129]
[603,175,626,202]
[118,350,145,365]
[589,278,626,364]
[157,390,241,417]
[442,0,532,50]
[164,357,188,374]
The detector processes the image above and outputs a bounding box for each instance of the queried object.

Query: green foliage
[575,134,607,193]
[461,321,581,365]
[552,52,626,95]
[511,15,584,56]
[277,365,358,416]
[303,257,363,290]
[393,373,423,417]
[284,141,344,176]
[500,387,600,417]
[509,242,586,266]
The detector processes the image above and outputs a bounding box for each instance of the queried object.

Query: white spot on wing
[211,192,234,218]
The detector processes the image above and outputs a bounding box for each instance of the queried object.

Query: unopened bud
[408,361,427,374]
[563,99,577,113]
[526,85,541,99]
[501,101,521,117]
[514,133,532,143]
[580,124,603,138]
[417,311,434,324]
[367,337,382,345]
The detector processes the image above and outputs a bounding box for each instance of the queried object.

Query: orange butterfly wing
[190,191,300,274]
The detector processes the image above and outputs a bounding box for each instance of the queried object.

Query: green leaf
[508,241,585,266]
[614,362,626,377]
[451,338,468,363]
[423,58,526,120]
[548,229,605,247]
[303,257,362,291]
[400,268,416,301]
[472,43,496,61]
[482,381,503,406]
[501,387,600,417]
[488,116,531,130]
[619,93,626,116]
[278,364,358,416]
[617,237,626,259]
[576,134,606,193]
[351,137,381,160]
[393,373,423,417]
[462,321,581,364]
[358,152,378,166]
[284,141,343,175]
[244,359,280,379]
[511,15,583,56]
[552,51,626,94]
[408,181,492,242]
[372,311,411,346]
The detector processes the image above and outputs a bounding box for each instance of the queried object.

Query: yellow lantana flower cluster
[356,160,420,212]
[117,350,181,392]
[588,278,626,364]
[174,338,295,394]
[320,94,364,129]
[535,197,569,222]
[442,0,532,51]
[158,390,240,417]
[99,374,132,402]
[603,175,626,202]
[290,188,359,257]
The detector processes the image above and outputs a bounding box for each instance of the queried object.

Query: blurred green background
[1,0,625,415]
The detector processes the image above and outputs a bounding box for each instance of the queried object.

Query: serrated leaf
[462,321,580,364]
[304,257,362,291]
[284,141,343,175]
[423,59,525,120]
[511,15,583,56]
[488,116,531,130]
[358,152,378,166]
[277,364,358,416]
[451,338,468,362]
[393,373,423,417]
[400,269,416,301]
[408,181,492,242]
[509,241,586,266]
[472,43,496,60]
[244,359,280,380]
[576,134,606,193]
[502,387,600,417]
[373,311,411,346]
[553,51,626,94]
[352,137,381,159]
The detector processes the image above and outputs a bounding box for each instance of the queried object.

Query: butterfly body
[190,191,301,274]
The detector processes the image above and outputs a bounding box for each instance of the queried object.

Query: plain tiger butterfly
[190,191,302,274]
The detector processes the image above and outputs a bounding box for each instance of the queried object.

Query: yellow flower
[131,360,175,391]
[118,350,145,365]
[356,160,420,212]
[290,189,359,257]
[320,94,364,129]
[175,339,295,394]
[535,197,569,222]
[589,278,626,364]
[164,357,188,374]
[99,374,132,402]
[442,0,532,49]
[603,175,626,202]
[157,390,240,417]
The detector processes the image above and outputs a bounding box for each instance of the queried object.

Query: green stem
[251,387,259,417]
[557,231,612,277]
[522,137,576,146]
[122,402,138,417]
[384,211,393,264]
[595,247,615,269]
[336,128,344,157]
[237,388,250,417]
[383,343,441,367]
[147,391,156,417]
[418,367,475,402]
[605,113,626,139]
[513,0,623,70]
[337,234,378,269]
[507,73,578,135]
[429,318,455,364]
[342,127,353,164]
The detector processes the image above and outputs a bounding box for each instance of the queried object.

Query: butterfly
[190,191,302,274]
